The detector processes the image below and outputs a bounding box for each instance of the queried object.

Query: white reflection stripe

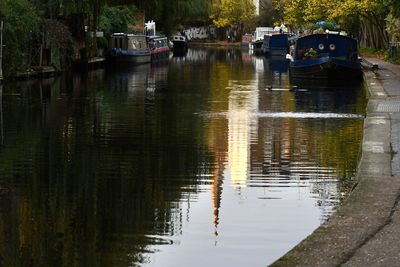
[200,112,364,119]
[256,112,364,119]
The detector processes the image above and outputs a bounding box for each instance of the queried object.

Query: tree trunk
[359,18,389,49]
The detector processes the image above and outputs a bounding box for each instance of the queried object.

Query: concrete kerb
[270,70,400,267]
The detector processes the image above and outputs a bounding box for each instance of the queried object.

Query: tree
[107,0,212,35]
[210,0,255,28]
[329,0,389,48]
[273,0,390,49]
[210,0,255,40]
[99,5,135,36]
[384,0,400,41]
[0,0,41,76]
[273,0,308,27]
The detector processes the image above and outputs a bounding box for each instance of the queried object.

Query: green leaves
[0,0,41,75]
[99,5,134,36]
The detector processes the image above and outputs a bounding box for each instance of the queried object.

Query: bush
[0,0,41,76]
[99,5,134,36]
[97,36,108,48]
[359,47,387,58]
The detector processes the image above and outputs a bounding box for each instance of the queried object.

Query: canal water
[0,48,366,267]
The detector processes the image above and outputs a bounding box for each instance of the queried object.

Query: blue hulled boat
[107,33,151,64]
[289,33,362,79]
[267,34,289,56]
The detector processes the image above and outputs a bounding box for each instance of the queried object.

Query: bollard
[389,45,397,59]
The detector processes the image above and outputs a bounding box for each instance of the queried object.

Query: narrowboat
[268,34,289,56]
[147,36,170,61]
[107,33,151,64]
[251,27,274,54]
[172,35,188,55]
[289,33,362,79]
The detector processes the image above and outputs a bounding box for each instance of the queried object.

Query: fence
[389,42,400,58]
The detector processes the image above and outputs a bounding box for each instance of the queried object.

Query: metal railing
[389,42,400,58]
[389,41,400,47]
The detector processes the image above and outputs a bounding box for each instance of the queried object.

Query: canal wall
[270,59,400,266]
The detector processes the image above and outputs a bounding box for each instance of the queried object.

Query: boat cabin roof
[110,33,146,38]
[147,36,168,41]
[253,27,275,40]
[147,36,168,48]
[294,34,358,60]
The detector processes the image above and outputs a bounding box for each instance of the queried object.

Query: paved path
[270,58,400,266]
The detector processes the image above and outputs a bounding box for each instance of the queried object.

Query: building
[253,0,259,15]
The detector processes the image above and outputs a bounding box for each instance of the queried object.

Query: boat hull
[269,48,288,56]
[172,41,187,55]
[150,47,170,61]
[290,57,362,80]
[147,35,170,62]
[107,49,151,64]
[252,40,264,54]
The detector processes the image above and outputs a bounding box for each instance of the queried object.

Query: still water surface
[0,48,366,266]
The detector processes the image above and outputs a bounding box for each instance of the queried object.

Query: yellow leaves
[213,18,230,28]
[275,0,389,28]
[210,0,255,28]
[328,0,384,19]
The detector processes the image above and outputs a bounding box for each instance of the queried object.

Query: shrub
[97,36,108,48]
[0,0,41,76]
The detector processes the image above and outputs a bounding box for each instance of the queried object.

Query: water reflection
[0,48,366,267]
[228,80,258,188]
[226,54,262,188]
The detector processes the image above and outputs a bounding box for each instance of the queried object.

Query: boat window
[329,44,336,50]
[318,43,324,50]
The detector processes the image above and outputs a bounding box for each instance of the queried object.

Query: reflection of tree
[0,66,211,266]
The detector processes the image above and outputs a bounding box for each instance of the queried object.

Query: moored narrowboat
[172,35,188,55]
[107,33,151,64]
[268,34,289,56]
[251,27,274,54]
[289,33,362,79]
[147,36,170,61]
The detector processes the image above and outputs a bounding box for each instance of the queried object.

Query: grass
[359,47,387,59]
[360,47,400,65]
